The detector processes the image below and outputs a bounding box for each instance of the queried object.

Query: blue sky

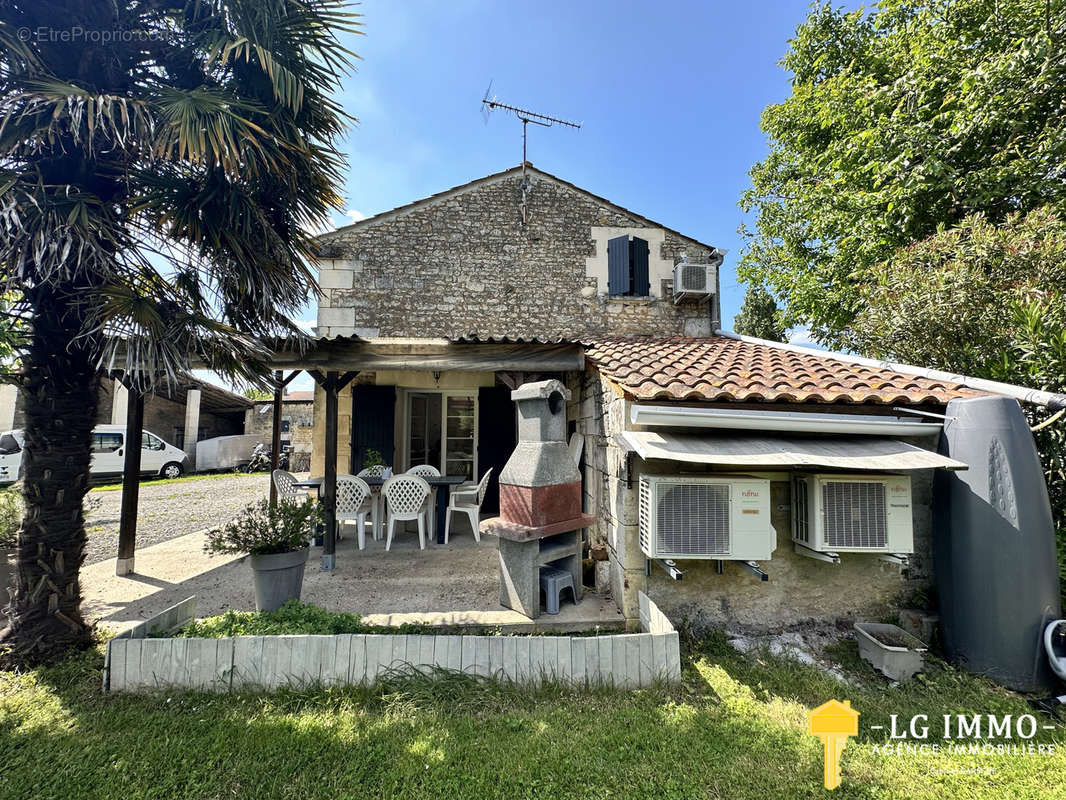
[204,0,818,394]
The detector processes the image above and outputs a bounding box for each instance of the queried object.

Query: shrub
[177,600,369,637]
[0,488,21,548]
[204,498,320,557]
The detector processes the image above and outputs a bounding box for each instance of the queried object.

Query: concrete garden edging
[104,592,681,693]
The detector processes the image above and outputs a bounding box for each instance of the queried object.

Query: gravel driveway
[83,473,273,566]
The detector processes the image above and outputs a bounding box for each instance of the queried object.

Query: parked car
[0,424,188,485]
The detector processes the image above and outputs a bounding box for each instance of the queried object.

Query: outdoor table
[291,475,468,545]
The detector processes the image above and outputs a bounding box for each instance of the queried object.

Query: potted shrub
[205,498,321,612]
[0,488,18,607]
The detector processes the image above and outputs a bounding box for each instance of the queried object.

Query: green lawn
[90,471,262,492]
[1,632,1064,799]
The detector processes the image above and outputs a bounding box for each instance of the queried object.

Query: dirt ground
[83,473,271,566]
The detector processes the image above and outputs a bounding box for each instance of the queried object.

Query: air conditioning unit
[639,475,776,560]
[672,263,717,303]
[792,474,913,554]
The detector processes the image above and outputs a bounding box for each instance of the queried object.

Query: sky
[200,0,818,395]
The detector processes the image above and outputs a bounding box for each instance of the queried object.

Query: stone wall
[10,382,242,447]
[314,168,719,340]
[245,401,316,465]
[576,368,937,632]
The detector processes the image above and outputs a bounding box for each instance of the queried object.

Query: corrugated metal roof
[452,334,578,344]
[614,430,967,471]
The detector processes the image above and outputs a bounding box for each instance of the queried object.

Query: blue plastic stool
[539,566,576,615]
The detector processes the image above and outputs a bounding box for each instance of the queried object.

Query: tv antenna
[481,82,581,223]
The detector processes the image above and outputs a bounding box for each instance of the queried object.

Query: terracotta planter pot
[249,547,309,612]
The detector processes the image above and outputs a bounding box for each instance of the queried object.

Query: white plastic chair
[406,464,440,540]
[272,469,300,502]
[336,474,373,550]
[357,465,390,540]
[445,468,493,543]
[383,474,431,551]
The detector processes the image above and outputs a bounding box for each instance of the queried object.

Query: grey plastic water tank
[934,396,1062,691]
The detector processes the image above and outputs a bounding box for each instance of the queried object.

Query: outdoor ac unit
[638,475,775,560]
[792,474,913,554]
[672,263,717,302]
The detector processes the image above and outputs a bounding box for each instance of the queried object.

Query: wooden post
[269,370,283,506]
[116,384,144,576]
[322,371,339,570]
[308,369,358,572]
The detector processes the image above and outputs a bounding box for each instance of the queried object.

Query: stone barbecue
[482,379,595,617]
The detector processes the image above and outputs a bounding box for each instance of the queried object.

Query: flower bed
[104,594,680,693]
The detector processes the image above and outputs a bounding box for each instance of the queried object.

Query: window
[607,235,651,297]
[142,432,165,451]
[92,433,123,453]
[281,419,291,433]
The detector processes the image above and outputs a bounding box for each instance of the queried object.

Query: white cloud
[787,327,821,348]
[345,208,367,224]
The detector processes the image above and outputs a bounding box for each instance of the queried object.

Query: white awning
[614,431,967,471]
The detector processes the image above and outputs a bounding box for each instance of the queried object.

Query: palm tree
[0,0,360,665]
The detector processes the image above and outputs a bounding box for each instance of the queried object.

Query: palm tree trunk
[0,287,98,664]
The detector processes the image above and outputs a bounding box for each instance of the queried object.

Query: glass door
[405,391,476,479]
[445,395,475,480]
[407,393,442,470]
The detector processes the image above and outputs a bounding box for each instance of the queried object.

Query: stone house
[246,391,315,471]
[306,164,991,631]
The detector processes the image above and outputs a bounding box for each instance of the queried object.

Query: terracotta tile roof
[584,336,984,405]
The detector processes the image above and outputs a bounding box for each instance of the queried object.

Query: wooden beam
[336,370,360,391]
[321,370,339,570]
[116,387,144,576]
[277,370,302,389]
[269,370,283,506]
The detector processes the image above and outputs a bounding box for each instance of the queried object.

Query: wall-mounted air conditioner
[672,263,717,303]
[638,475,775,560]
[792,474,913,554]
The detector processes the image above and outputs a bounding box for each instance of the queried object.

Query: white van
[0,424,189,485]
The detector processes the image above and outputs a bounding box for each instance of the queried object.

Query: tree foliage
[851,209,1066,578]
[739,0,1066,346]
[733,285,787,342]
[0,0,360,664]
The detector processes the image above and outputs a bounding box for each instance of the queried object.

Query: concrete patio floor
[81,524,624,635]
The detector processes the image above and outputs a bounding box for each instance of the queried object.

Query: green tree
[852,208,1066,599]
[739,0,1066,347]
[733,285,787,342]
[0,1,360,664]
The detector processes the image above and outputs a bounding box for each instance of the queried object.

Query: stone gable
[315,168,720,339]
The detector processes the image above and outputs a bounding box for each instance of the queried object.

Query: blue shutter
[607,236,630,295]
[350,385,395,472]
[630,237,650,296]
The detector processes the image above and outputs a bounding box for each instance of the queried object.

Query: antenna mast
[481,83,581,223]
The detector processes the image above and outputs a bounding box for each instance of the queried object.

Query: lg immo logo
[807,699,1058,790]
[808,700,859,790]
[869,713,1058,756]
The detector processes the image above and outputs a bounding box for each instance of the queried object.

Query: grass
[90,471,263,492]
[2,629,1065,799]
[176,601,374,637]
[174,601,610,638]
